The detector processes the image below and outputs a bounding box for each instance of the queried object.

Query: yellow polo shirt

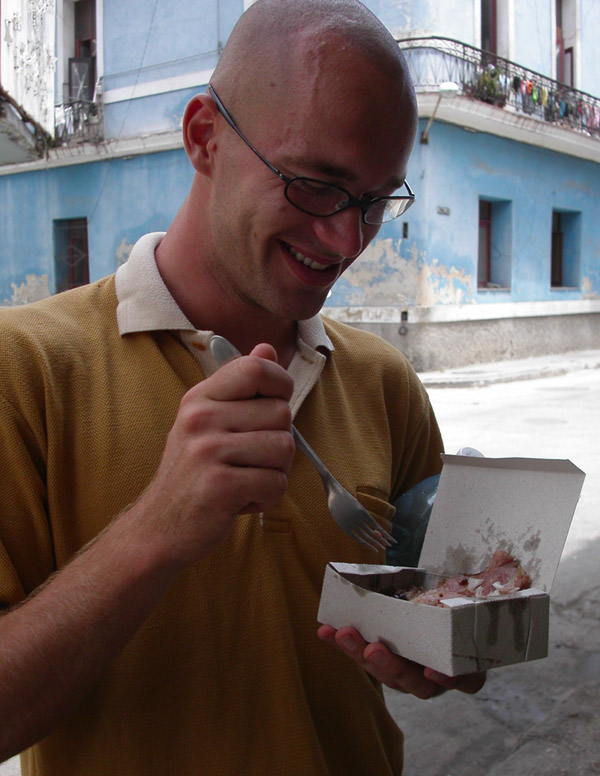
[0,234,443,775]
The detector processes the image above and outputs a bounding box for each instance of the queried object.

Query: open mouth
[287,245,330,272]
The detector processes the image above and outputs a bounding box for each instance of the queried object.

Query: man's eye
[293,179,332,197]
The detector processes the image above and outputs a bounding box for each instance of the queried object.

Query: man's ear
[182,93,219,175]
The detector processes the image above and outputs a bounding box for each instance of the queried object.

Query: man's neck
[154,210,299,369]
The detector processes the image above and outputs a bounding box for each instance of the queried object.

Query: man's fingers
[202,354,294,402]
[249,342,278,362]
[226,466,290,515]
[216,429,295,469]
[424,667,487,695]
[318,624,486,699]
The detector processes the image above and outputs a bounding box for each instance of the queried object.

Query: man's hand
[317,625,486,699]
[137,343,295,566]
[0,344,294,761]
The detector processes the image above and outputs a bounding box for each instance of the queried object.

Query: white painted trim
[550,0,557,82]
[507,0,515,63]
[416,93,600,164]
[324,300,600,325]
[102,68,214,104]
[0,129,184,175]
[473,0,480,49]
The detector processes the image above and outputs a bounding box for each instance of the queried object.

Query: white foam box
[318,455,586,676]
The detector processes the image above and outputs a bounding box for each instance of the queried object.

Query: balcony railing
[54,98,104,145]
[397,36,600,140]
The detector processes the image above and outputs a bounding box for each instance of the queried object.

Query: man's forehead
[277,152,407,191]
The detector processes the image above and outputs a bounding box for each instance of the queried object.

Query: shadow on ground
[386,537,600,776]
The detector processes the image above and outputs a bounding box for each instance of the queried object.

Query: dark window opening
[69,0,96,101]
[481,0,497,56]
[551,209,580,289]
[564,47,574,87]
[551,211,564,287]
[556,0,564,82]
[478,200,492,287]
[556,0,575,86]
[478,198,512,290]
[54,219,90,294]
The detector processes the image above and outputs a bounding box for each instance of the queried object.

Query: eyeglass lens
[285,178,412,225]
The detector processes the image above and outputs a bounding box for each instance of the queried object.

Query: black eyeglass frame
[207,84,415,226]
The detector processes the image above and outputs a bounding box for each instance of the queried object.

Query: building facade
[1,0,599,370]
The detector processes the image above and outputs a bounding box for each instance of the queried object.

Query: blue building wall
[368,0,475,42]
[0,150,193,303]
[1,0,599,317]
[101,0,242,139]
[513,4,554,76]
[325,120,600,310]
[2,116,599,307]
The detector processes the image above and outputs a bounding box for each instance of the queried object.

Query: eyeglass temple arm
[207,84,288,183]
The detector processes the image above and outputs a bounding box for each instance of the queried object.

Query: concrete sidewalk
[392,350,600,776]
[389,537,600,776]
[418,348,600,388]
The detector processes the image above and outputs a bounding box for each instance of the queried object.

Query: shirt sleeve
[0,394,55,608]
[390,370,445,502]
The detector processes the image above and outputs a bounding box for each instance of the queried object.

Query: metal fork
[209,334,396,552]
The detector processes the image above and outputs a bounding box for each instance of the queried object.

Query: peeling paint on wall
[336,237,474,307]
[582,276,599,299]
[116,237,134,267]
[3,274,51,305]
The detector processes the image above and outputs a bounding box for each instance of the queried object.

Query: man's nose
[312,206,370,260]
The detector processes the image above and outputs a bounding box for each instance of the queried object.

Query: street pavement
[2,349,599,776]
[387,348,600,776]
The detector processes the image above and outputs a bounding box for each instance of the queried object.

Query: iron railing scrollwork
[397,36,600,139]
[54,98,104,145]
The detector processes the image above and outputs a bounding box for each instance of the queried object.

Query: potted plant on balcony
[470,64,506,108]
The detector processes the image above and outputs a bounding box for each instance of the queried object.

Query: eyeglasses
[208,85,415,226]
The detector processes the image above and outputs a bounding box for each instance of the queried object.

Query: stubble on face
[203,0,418,327]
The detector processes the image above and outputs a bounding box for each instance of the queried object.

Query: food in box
[317,455,585,676]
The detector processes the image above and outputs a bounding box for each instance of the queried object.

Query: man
[0,1,484,773]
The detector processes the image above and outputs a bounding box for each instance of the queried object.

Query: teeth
[289,246,328,271]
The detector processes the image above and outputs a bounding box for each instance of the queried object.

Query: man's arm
[0,346,294,761]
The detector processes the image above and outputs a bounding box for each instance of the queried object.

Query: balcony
[0,86,50,164]
[54,97,104,146]
[397,36,600,159]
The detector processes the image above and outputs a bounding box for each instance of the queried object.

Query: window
[556,0,577,86]
[59,0,97,103]
[481,0,497,56]
[53,219,90,294]
[69,0,96,100]
[478,198,512,290]
[551,210,580,289]
[478,200,492,287]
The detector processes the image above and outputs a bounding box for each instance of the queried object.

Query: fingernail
[339,635,357,651]
[368,652,388,668]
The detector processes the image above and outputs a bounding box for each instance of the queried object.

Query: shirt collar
[115,231,334,352]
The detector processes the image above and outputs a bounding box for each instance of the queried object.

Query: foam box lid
[420,455,586,591]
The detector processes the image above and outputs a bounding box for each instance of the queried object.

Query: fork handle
[210,335,342,492]
[292,427,332,482]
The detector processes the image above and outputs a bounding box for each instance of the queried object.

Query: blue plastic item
[386,448,483,567]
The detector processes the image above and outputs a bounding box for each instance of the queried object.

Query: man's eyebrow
[280,155,405,191]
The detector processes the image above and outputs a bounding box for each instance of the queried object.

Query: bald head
[210,0,416,141]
